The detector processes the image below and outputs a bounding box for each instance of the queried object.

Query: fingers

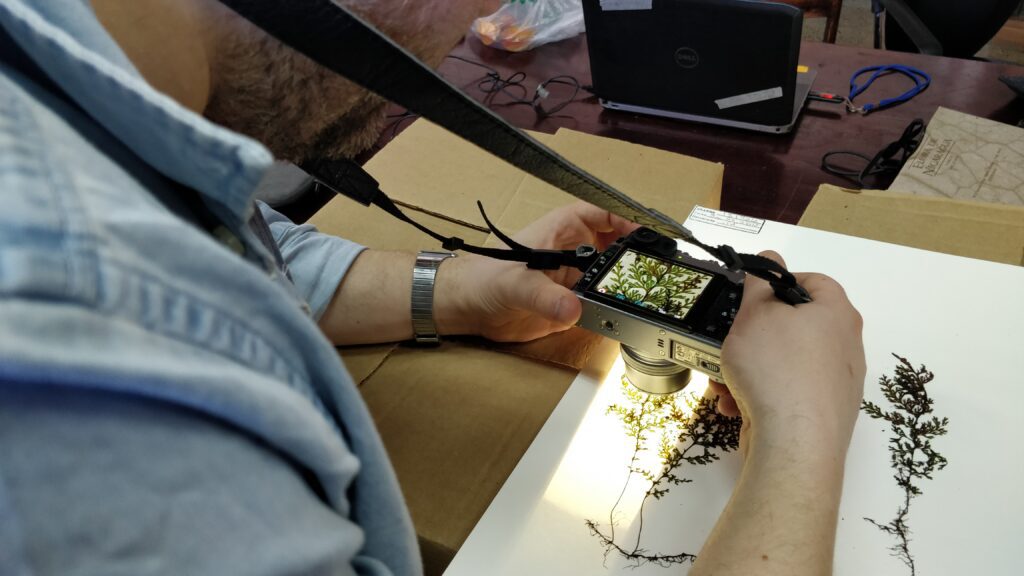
[506,272,582,327]
[513,201,640,252]
[563,201,615,233]
[562,201,641,251]
[740,251,848,306]
[729,252,861,347]
[733,250,788,318]
[793,272,850,304]
[759,249,787,270]
[708,380,740,417]
[565,201,641,236]
[718,395,739,418]
[608,213,641,237]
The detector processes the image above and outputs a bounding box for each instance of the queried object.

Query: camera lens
[620,344,691,395]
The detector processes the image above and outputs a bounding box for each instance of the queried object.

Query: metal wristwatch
[411,250,456,344]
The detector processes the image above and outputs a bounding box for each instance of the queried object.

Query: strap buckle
[845,98,867,114]
[716,244,744,271]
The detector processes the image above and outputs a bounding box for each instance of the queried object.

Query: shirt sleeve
[0,382,397,576]
[258,202,365,321]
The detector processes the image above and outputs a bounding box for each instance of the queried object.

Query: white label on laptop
[687,206,765,234]
[600,0,653,10]
[714,86,784,110]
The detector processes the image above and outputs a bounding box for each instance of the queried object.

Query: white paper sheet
[445,209,1024,576]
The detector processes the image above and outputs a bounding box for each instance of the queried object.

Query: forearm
[690,426,847,576]
[316,202,638,346]
[317,250,474,345]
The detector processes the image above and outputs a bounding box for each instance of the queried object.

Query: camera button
[699,360,721,373]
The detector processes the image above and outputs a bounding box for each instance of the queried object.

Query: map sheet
[890,107,1024,206]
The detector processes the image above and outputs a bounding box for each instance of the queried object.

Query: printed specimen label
[687,206,765,234]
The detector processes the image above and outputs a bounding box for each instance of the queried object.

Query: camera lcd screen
[595,249,714,322]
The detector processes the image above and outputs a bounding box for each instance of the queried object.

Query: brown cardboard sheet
[799,185,1024,266]
[308,119,724,574]
[359,343,574,566]
[359,120,546,229]
[484,127,723,243]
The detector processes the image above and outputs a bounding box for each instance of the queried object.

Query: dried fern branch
[862,354,949,576]
[586,377,740,567]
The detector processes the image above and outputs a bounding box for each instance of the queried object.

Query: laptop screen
[583,0,803,126]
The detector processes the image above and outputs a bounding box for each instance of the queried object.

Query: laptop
[583,0,816,134]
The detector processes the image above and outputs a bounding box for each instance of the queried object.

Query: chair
[872,0,1020,58]
[780,0,844,44]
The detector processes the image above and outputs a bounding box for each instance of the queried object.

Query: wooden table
[424,35,1024,224]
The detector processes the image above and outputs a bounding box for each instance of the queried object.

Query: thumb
[510,274,582,326]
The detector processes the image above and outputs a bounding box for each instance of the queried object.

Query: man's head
[93,0,500,162]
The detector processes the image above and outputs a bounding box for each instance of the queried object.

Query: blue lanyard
[847,65,930,114]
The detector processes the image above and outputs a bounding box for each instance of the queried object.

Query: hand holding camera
[572,226,864,451]
[434,201,639,342]
[720,251,866,453]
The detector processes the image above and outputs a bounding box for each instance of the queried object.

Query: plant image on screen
[585,377,741,567]
[862,354,949,576]
[597,251,712,322]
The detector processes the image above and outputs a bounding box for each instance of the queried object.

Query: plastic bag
[471,0,584,52]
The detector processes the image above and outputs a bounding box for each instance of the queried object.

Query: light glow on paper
[540,356,711,522]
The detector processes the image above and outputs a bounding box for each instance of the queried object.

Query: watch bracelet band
[411,251,456,343]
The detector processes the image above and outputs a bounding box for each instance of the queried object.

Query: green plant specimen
[600,252,709,319]
[585,377,741,567]
[862,354,949,576]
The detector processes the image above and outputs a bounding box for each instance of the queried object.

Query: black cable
[374,58,585,148]
[445,54,584,117]
[446,54,532,105]
[821,119,925,188]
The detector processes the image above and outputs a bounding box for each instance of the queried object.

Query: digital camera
[573,227,744,394]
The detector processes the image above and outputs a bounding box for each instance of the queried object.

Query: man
[0,1,865,575]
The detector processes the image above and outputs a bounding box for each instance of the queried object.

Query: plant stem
[608,400,649,543]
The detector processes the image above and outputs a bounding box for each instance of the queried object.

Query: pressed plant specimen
[599,251,710,320]
[585,377,741,567]
[862,354,949,576]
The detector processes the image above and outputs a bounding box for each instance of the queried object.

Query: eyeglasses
[821,119,925,188]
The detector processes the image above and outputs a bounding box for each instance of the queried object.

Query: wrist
[742,429,848,516]
[744,412,852,472]
[431,254,479,337]
[409,250,461,342]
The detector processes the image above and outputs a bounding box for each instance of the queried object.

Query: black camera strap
[304,158,596,271]
[216,0,683,238]
[308,158,810,304]
[217,0,810,304]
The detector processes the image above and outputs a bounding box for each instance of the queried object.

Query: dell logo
[674,47,699,69]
